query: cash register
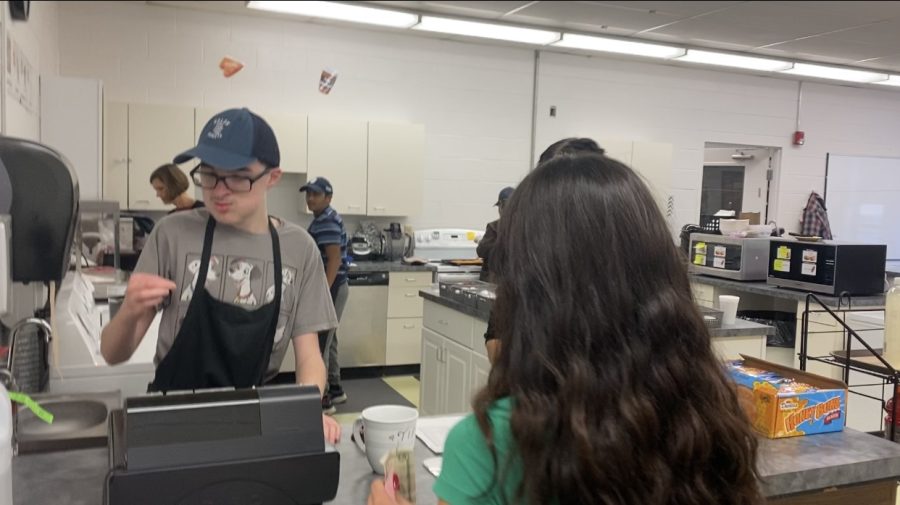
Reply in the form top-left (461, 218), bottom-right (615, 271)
top-left (104, 385), bottom-right (340, 505)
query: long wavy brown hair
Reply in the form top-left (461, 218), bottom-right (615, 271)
top-left (474, 150), bottom-right (762, 505)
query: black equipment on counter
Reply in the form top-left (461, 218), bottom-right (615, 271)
top-left (766, 239), bottom-right (887, 296)
top-left (104, 385), bottom-right (340, 505)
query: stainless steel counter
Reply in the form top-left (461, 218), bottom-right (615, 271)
top-left (690, 274), bottom-right (886, 308)
top-left (13, 424), bottom-right (900, 503)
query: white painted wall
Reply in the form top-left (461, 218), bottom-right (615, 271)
top-left (1, 0), bottom-right (59, 140)
top-left (53, 2), bottom-right (900, 235)
top-left (56, 1), bottom-right (533, 232)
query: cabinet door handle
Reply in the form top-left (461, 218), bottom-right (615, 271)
top-left (405, 277), bottom-right (416, 282)
top-left (134, 200), bottom-right (149, 205)
top-left (403, 324), bottom-right (415, 329)
top-left (347, 205), bottom-right (361, 209)
top-left (373, 206), bottom-right (386, 211)
top-left (404, 293), bottom-right (417, 298)
top-left (437, 319), bottom-right (448, 325)
top-left (113, 157), bottom-right (127, 163)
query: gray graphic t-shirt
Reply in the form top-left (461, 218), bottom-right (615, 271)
top-left (134, 209), bottom-right (338, 381)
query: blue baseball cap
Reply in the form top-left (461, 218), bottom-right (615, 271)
top-left (495, 186), bottom-right (514, 206)
top-left (173, 108), bottom-right (280, 170)
top-left (300, 176), bottom-right (333, 195)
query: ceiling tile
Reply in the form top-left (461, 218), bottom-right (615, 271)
top-left (582, 1), bottom-right (744, 19)
top-left (508, 1), bottom-right (682, 33)
top-left (761, 38), bottom-right (891, 63)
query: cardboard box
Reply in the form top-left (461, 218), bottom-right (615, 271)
top-left (740, 212), bottom-right (761, 225)
top-left (727, 355), bottom-right (847, 438)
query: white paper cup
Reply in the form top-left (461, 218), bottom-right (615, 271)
top-left (719, 295), bottom-right (740, 325)
top-left (352, 405), bottom-right (418, 474)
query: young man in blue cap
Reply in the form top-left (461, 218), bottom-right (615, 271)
top-left (100, 108), bottom-right (342, 443)
top-left (300, 177), bottom-right (350, 415)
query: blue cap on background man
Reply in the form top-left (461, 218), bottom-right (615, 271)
top-left (174, 108), bottom-right (280, 170)
top-left (300, 177), bottom-right (334, 195)
top-left (494, 186), bottom-right (514, 206)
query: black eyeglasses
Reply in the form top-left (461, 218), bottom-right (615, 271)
top-left (190, 164), bottom-right (272, 193)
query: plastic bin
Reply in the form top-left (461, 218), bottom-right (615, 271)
top-left (737, 310), bottom-right (796, 348)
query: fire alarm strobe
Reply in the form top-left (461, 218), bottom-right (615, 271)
top-left (793, 131), bottom-right (805, 146)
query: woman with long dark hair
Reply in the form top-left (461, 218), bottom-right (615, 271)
top-left (370, 147), bottom-right (761, 505)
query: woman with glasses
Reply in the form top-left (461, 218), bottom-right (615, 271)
top-left (100, 108), bottom-right (343, 444)
top-left (149, 163), bottom-right (204, 214)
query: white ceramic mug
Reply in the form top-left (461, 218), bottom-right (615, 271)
top-left (352, 405), bottom-right (418, 474)
top-left (719, 295), bottom-right (740, 325)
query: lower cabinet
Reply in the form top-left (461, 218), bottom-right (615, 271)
top-left (420, 300), bottom-right (491, 416)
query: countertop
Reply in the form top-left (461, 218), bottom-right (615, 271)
top-left (13, 424), bottom-right (900, 502)
top-left (420, 287), bottom-right (775, 338)
top-left (690, 274), bottom-right (886, 308)
top-left (348, 261), bottom-right (433, 273)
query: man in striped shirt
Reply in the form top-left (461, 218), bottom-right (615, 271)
top-left (301, 177), bottom-right (350, 414)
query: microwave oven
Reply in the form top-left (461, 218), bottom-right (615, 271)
top-left (766, 239), bottom-right (886, 296)
top-left (688, 233), bottom-right (770, 281)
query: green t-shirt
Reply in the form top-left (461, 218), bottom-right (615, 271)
top-left (433, 397), bottom-right (522, 505)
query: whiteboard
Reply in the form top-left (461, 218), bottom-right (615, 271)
top-left (826, 154), bottom-right (900, 259)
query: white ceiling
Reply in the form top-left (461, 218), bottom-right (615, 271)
top-left (148, 1), bottom-right (900, 73)
top-left (366, 1), bottom-right (900, 71)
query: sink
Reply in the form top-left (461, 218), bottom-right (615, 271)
top-left (18, 399), bottom-right (108, 437)
top-left (14, 391), bottom-right (121, 454)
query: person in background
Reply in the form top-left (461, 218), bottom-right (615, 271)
top-left (476, 186), bottom-right (513, 364)
top-left (300, 177), bottom-right (351, 415)
top-left (479, 138), bottom-right (607, 364)
top-left (368, 147), bottom-right (761, 505)
top-left (102, 108), bottom-right (342, 444)
top-left (150, 164), bottom-right (205, 214)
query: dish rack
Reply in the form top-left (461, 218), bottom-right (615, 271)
top-left (797, 293), bottom-right (900, 441)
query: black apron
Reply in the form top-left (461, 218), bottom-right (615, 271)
top-left (150, 217), bottom-right (282, 392)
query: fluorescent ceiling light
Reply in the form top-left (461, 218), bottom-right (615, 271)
top-left (676, 49), bottom-right (793, 72)
top-left (246, 1), bottom-right (419, 28)
top-left (413, 16), bottom-right (560, 45)
top-left (780, 63), bottom-right (887, 83)
top-left (873, 76), bottom-right (900, 87)
top-left (552, 33), bottom-right (685, 59)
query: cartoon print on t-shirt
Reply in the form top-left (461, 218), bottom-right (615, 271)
top-left (273, 313), bottom-right (289, 346)
top-left (223, 257), bottom-right (266, 307)
top-left (181, 256), bottom-right (221, 302)
top-left (264, 266), bottom-right (297, 304)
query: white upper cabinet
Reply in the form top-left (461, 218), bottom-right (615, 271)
top-left (367, 122), bottom-right (425, 217)
top-left (195, 107), bottom-right (307, 174)
top-left (127, 104), bottom-right (195, 211)
top-left (307, 117), bottom-right (368, 215)
top-left (103, 102), bottom-right (129, 209)
top-left (631, 141), bottom-right (673, 214)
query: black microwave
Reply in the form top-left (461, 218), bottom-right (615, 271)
top-left (766, 239), bottom-right (886, 296)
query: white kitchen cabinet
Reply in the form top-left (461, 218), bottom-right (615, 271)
top-left (596, 138), bottom-right (633, 166)
top-left (367, 122), bottom-right (425, 217)
top-left (307, 117), bottom-right (368, 214)
top-left (127, 104), bottom-right (195, 210)
top-left (470, 351), bottom-right (491, 399)
top-left (444, 338), bottom-right (472, 414)
top-left (103, 102), bottom-right (129, 208)
top-left (196, 107), bottom-right (307, 174)
top-left (41, 77), bottom-right (104, 200)
top-left (420, 328), bottom-right (445, 416)
top-left (631, 141), bottom-right (673, 214)
top-left (386, 318), bottom-right (422, 366)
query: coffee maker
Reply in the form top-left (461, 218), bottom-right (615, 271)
top-left (382, 222), bottom-right (413, 262)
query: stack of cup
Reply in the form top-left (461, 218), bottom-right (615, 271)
top-left (718, 295), bottom-right (740, 325)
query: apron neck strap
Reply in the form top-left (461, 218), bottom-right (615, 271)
top-left (269, 218), bottom-right (282, 307)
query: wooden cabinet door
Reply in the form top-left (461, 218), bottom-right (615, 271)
top-left (307, 117), bottom-right (368, 215)
top-left (127, 104), bottom-right (194, 210)
top-left (367, 122), bottom-right (424, 217)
